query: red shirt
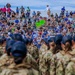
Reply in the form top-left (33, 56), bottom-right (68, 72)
top-left (7, 8), bottom-right (11, 12)
top-left (2, 7), bottom-right (6, 12)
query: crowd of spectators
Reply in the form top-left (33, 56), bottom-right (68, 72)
top-left (0, 4), bottom-right (75, 49)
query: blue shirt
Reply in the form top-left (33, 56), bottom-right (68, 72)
top-left (15, 19), bottom-right (19, 24)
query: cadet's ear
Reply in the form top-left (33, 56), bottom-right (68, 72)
top-left (61, 43), bottom-right (64, 46)
top-left (50, 42), bottom-right (55, 47)
top-left (61, 43), bottom-right (65, 50)
top-left (72, 40), bottom-right (74, 45)
top-left (4, 49), bottom-right (6, 53)
top-left (10, 53), bottom-right (12, 56)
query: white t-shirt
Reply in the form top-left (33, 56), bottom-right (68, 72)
top-left (46, 7), bottom-right (50, 11)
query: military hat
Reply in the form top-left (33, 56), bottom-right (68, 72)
top-left (13, 33), bottom-right (23, 41)
top-left (42, 38), bottom-right (49, 45)
top-left (11, 41), bottom-right (27, 57)
top-left (61, 35), bottom-right (72, 44)
top-left (55, 34), bottom-right (63, 45)
top-left (27, 38), bottom-right (33, 43)
top-left (6, 39), bottom-right (15, 55)
top-left (48, 36), bottom-right (55, 43)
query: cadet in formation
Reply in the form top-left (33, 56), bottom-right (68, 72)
top-left (55, 35), bottom-right (73, 75)
top-left (0, 41), bottom-right (40, 75)
top-left (65, 35), bottom-right (75, 75)
top-left (40, 36), bottom-right (56, 75)
top-left (0, 39), bottom-right (15, 67)
top-left (39, 39), bottom-right (49, 74)
top-left (26, 38), bottom-right (39, 61)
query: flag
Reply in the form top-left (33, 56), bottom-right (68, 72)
top-left (35, 19), bottom-right (45, 28)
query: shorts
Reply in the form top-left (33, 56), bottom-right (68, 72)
top-left (47, 10), bottom-right (50, 16)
